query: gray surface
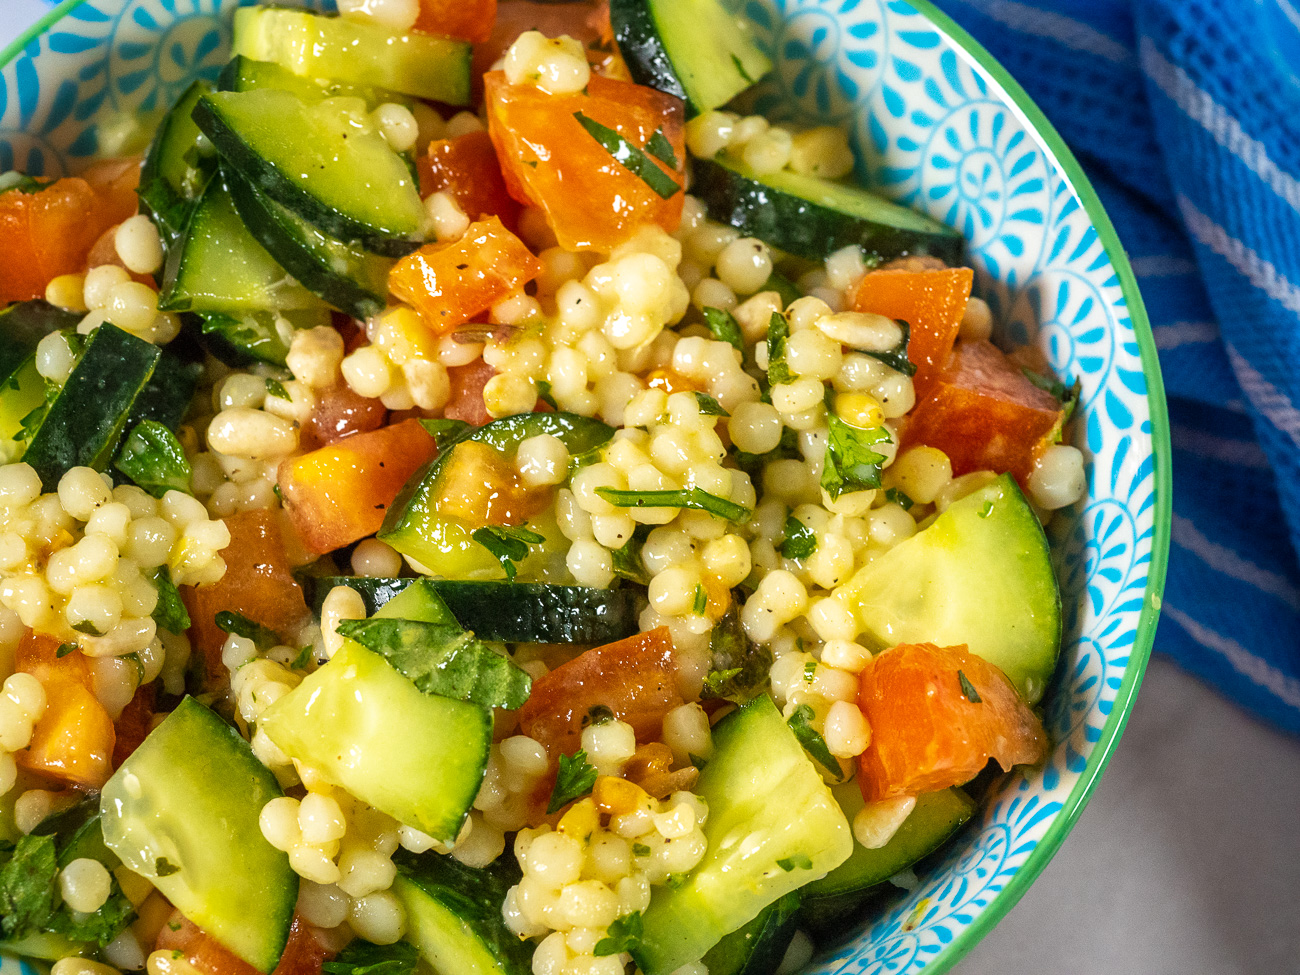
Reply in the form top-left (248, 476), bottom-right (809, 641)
top-left (956, 656), bottom-right (1300, 975)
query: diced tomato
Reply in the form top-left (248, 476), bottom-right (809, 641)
top-left (157, 913), bottom-right (331, 975)
top-left (389, 216), bottom-right (541, 334)
top-left (418, 131), bottom-right (521, 232)
top-left (851, 266), bottom-right (974, 396)
top-left (856, 642), bottom-right (1048, 802)
top-left (413, 0), bottom-right (495, 43)
top-left (15, 631), bottom-right (115, 789)
top-left (485, 72), bottom-right (686, 252)
top-left (434, 439), bottom-right (549, 527)
top-left (0, 178), bottom-right (116, 303)
top-left (279, 419), bottom-right (438, 555)
top-left (80, 156), bottom-right (143, 226)
top-left (181, 509), bottom-right (310, 689)
top-left (902, 340), bottom-right (1063, 485)
top-left (517, 628), bottom-right (683, 759)
top-left (302, 381), bottom-right (387, 450)
top-left (112, 680), bottom-right (157, 768)
top-left (443, 358), bottom-right (495, 426)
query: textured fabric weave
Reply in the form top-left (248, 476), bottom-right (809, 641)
top-left (934, 0), bottom-right (1300, 733)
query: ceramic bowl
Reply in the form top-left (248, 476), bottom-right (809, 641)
top-left (0, 1), bottom-right (1172, 972)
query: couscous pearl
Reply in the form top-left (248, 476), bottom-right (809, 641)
top-left (206, 408), bottom-right (298, 460)
top-left (287, 326), bottom-right (345, 389)
top-left (45, 273), bottom-right (88, 314)
top-left (524, 831), bottom-right (584, 887)
top-left (58, 466), bottom-right (112, 521)
top-left (105, 281), bottom-right (159, 333)
top-left (853, 795), bottom-right (917, 849)
top-left (426, 191), bottom-right (470, 242)
top-left (959, 296), bottom-right (994, 341)
top-left (52, 959), bottom-right (120, 975)
top-left (83, 265), bottom-right (130, 312)
top-left (348, 890), bottom-right (407, 944)
top-left (661, 703), bottom-right (713, 767)
top-left (1028, 445), bottom-right (1087, 510)
top-left (296, 881), bottom-right (349, 929)
top-left (373, 102), bottom-right (419, 153)
top-left (789, 126), bottom-right (855, 178)
top-left (824, 701), bottom-right (872, 757)
top-left (337, 847), bottom-right (397, 898)
top-left (351, 538), bottom-right (403, 578)
top-left (34, 332), bottom-right (76, 383)
top-left (336, 0), bottom-right (419, 31)
top-left (59, 857), bottom-right (113, 914)
top-left (821, 639), bottom-right (872, 672)
top-left (114, 214), bottom-right (165, 275)
top-left (298, 792), bottom-right (347, 845)
top-left (714, 238), bottom-right (773, 295)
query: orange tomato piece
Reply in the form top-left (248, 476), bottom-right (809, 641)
top-left (857, 642), bottom-right (1048, 802)
top-left (418, 131), bottom-right (521, 232)
top-left (157, 913), bottom-right (330, 975)
top-left (279, 419), bottom-right (438, 555)
top-left (413, 0), bottom-right (496, 43)
top-left (517, 628), bottom-right (683, 759)
top-left (112, 680), bottom-right (157, 768)
top-left (484, 72), bottom-right (686, 252)
top-left (0, 178), bottom-right (117, 303)
top-left (80, 156), bottom-right (143, 227)
top-left (389, 216), bottom-right (541, 334)
top-left (851, 266), bottom-right (973, 396)
top-left (181, 510), bottom-right (310, 689)
top-left (443, 358), bottom-right (496, 426)
top-left (15, 631), bottom-right (115, 789)
top-left (902, 339), bottom-right (1063, 485)
top-left (303, 381), bottom-right (387, 450)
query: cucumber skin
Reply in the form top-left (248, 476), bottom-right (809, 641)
top-left (0, 301), bottom-right (79, 382)
top-left (138, 80), bottom-right (216, 246)
top-left (192, 93), bottom-right (423, 258)
top-left (224, 165), bottom-right (391, 319)
top-left (610, 0), bottom-right (689, 107)
top-left (692, 157), bottom-right (965, 263)
top-left (24, 324), bottom-right (161, 492)
top-left (701, 891), bottom-right (801, 975)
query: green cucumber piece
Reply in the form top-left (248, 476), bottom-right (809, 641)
top-left (393, 851), bottom-right (532, 975)
top-left (231, 6), bottom-right (471, 106)
top-left (610, 0), bottom-right (771, 116)
top-left (139, 80), bottom-right (218, 245)
top-left (636, 695), bottom-right (853, 975)
top-left (197, 307), bottom-right (330, 368)
top-left (159, 175), bottom-right (326, 315)
top-left (0, 301), bottom-right (78, 464)
top-left (700, 891), bottom-right (800, 975)
top-left (24, 324), bottom-right (161, 491)
top-left (194, 88), bottom-right (425, 256)
top-left (260, 582), bottom-right (491, 843)
top-left (224, 165), bottom-right (393, 320)
top-left (303, 577), bottom-right (642, 645)
top-left (218, 55), bottom-right (400, 109)
top-left (692, 155), bottom-right (964, 263)
top-left (840, 473), bottom-right (1061, 703)
top-left (127, 346), bottom-right (203, 431)
top-left (380, 413), bottom-right (615, 582)
top-left (99, 697), bottom-right (297, 973)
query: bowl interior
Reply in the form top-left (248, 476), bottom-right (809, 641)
top-left (0, 1), bottom-right (1170, 972)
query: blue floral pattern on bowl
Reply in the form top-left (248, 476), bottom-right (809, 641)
top-left (0, 2), bottom-right (1168, 973)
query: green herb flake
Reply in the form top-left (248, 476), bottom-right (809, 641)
top-left (154, 858), bottom-right (180, 877)
top-left (595, 486), bottom-right (750, 522)
top-left (821, 415), bottom-right (890, 501)
top-left (322, 939), bottom-right (420, 975)
top-left (55, 643), bottom-right (77, 658)
top-left (699, 607), bottom-right (771, 703)
top-left (979, 500), bottom-right (994, 519)
top-left (687, 753), bottom-right (709, 771)
top-left (418, 417), bottom-right (473, 451)
top-left (885, 487), bottom-right (914, 510)
top-left (803, 660), bottom-right (817, 683)
top-left (787, 704), bottom-right (843, 778)
top-left (862, 319), bottom-right (916, 376)
top-left (665, 873), bottom-right (688, 889)
top-left (766, 312), bottom-right (796, 386)
top-left (611, 527), bottom-right (651, 585)
top-left (0, 834), bottom-right (57, 940)
top-left (291, 645), bottom-right (314, 670)
top-left (701, 306), bottom-right (744, 351)
top-left (574, 111), bottom-right (681, 200)
top-left (472, 525), bottom-right (545, 582)
top-left (151, 566), bottom-right (191, 634)
top-left (71, 620), bottom-right (103, 636)
top-left (265, 378), bottom-right (291, 401)
top-left (594, 910), bottom-right (644, 958)
top-left (694, 392), bottom-right (730, 417)
top-left (632, 843), bottom-right (651, 857)
top-left (337, 617), bottom-right (532, 711)
top-left (584, 704), bottom-right (615, 727)
top-left (777, 853), bottom-right (813, 872)
top-left (730, 52), bottom-right (757, 84)
top-left (548, 749), bottom-right (598, 814)
top-left (214, 611), bottom-right (279, 651)
top-left (779, 514), bottom-right (817, 560)
top-left (536, 379), bottom-right (559, 410)
top-left (692, 584), bottom-right (708, 616)
top-left (645, 128), bottom-right (679, 169)
top-left (113, 420), bottom-right (192, 498)
top-left (958, 670), bottom-right (982, 704)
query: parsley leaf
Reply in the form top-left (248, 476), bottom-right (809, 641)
top-left (766, 312), bottom-right (796, 386)
top-left (472, 525), bottom-right (545, 582)
top-left (154, 858), bottom-right (181, 877)
top-left (958, 670), bottom-right (982, 704)
top-left (0, 834), bottom-right (57, 940)
top-left (583, 704), bottom-right (615, 728)
top-left (821, 415), bottom-right (890, 500)
top-left (337, 618), bottom-right (532, 710)
top-left (55, 643), bottom-right (77, 658)
top-left (885, 487), bottom-right (914, 510)
top-left (265, 378), bottom-right (291, 401)
top-left (701, 306), bottom-right (744, 352)
top-left (418, 417), bottom-right (473, 452)
top-left (536, 379), bottom-right (558, 410)
top-left (777, 853), bottom-right (813, 872)
top-left (150, 566), bottom-right (191, 634)
top-left (114, 420), bottom-right (192, 498)
top-left (595, 487), bottom-right (750, 522)
top-left (645, 128), bottom-right (678, 169)
top-left (574, 112), bottom-right (681, 200)
top-left (692, 584), bottom-right (707, 616)
top-left (610, 526), bottom-right (651, 585)
top-left (787, 704), bottom-right (843, 778)
top-left (779, 514), bottom-right (817, 560)
top-left (214, 610), bottom-right (279, 651)
top-left (862, 319), bottom-right (916, 376)
top-left (594, 911), bottom-right (644, 958)
top-left (548, 749), bottom-right (598, 814)
top-left (694, 392), bottom-right (729, 417)
top-left (699, 606), bottom-right (771, 702)
top-left (322, 940), bottom-right (420, 975)
top-left (292, 645), bottom-right (314, 670)
top-left (762, 270), bottom-right (803, 306)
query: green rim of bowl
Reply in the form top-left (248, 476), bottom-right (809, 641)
top-left (0, 1), bottom-right (1173, 972)
top-left (902, 2), bottom-right (1172, 972)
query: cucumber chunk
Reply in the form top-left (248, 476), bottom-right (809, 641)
top-left (692, 156), bottom-right (964, 263)
top-left (260, 581), bottom-right (491, 843)
top-left (232, 6), bottom-right (471, 106)
top-left (138, 80), bottom-right (218, 245)
top-left (194, 88), bottom-right (425, 255)
top-left (393, 851), bottom-right (533, 975)
top-left (99, 697), bottom-right (297, 973)
top-left (380, 413), bottom-right (615, 581)
top-left (224, 165), bottom-right (393, 320)
top-left (0, 301), bottom-right (78, 464)
top-left (700, 891), bottom-right (800, 975)
top-left (636, 695), bottom-right (853, 975)
top-left (303, 577), bottom-right (642, 645)
top-left (840, 473), bottom-right (1061, 703)
top-left (159, 175), bottom-right (326, 316)
top-left (611, 0), bottom-right (772, 115)
top-left (218, 55), bottom-right (406, 112)
top-left (24, 324), bottom-right (161, 491)
top-left (197, 308), bottom-right (330, 368)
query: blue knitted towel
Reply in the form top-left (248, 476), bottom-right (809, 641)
top-left (932, 0), bottom-right (1300, 733)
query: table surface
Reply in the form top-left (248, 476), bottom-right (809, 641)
top-left (5, 8), bottom-right (1300, 973)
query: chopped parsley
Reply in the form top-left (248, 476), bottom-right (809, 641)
top-left (150, 566), bottom-right (191, 634)
top-left (766, 312), bottom-right (796, 386)
top-left (821, 415), bottom-right (890, 500)
top-left (472, 525), bottom-right (545, 582)
top-left (214, 610), bottom-right (280, 650)
top-left (594, 910), bottom-right (644, 958)
top-left (701, 306), bottom-right (744, 351)
top-left (264, 378), bottom-right (291, 401)
top-left (787, 704), bottom-right (843, 778)
top-left (113, 420), bottom-right (192, 498)
top-left (885, 487), bottom-right (914, 510)
top-left (694, 392), bottom-right (729, 417)
top-left (595, 486), bottom-right (750, 522)
top-left (777, 853), bottom-right (813, 872)
top-left (779, 514), bottom-right (817, 560)
top-left (958, 670), bottom-right (982, 704)
top-left (547, 749), bottom-right (598, 814)
top-left (573, 112), bottom-right (681, 200)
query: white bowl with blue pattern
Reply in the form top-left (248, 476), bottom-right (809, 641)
top-left (0, 1), bottom-right (1172, 972)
